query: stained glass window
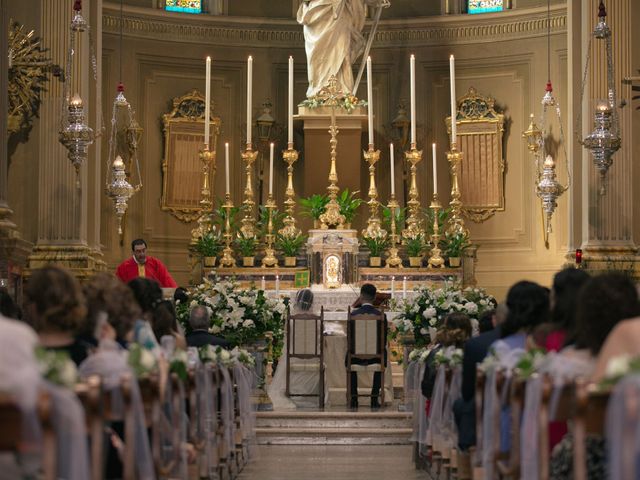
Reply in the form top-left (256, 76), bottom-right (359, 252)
top-left (165, 0), bottom-right (202, 14)
top-left (468, 0), bottom-right (504, 14)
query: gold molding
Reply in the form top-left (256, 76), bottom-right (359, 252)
top-left (161, 89), bottom-right (221, 223)
top-left (102, 4), bottom-right (566, 47)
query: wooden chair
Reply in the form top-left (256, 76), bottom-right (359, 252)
top-left (285, 306), bottom-right (325, 408)
top-left (346, 307), bottom-right (386, 407)
top-left (74, 376), bottom-right (103, 480)
top-left (0, 391), bottom-right (55, 480)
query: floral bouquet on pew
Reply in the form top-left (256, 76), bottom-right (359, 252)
top-left (176, 277), bottom-right (287, 348)
top-left (35, 347), bottom-right (78, 389)
top-left (390, 283), bottom-right (496, 347)
top-left (198, 345), bottom-right (256, 370)
top-left (434, 347), bottom-right (464, 367)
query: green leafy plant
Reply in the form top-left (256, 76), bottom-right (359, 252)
top-left (235, 232), bottom-right (259, 257)
top-left (381, 206), bottom-right (407, 231)
top-left (443, 232), bottom-right (470, 258)
top-left (257, 205), bottom-right (286, 236)
top-left (423, 206), bottom-right (451, 237)
top-left (337, 188), bottom-right (363, 224)
top-left (404, 233), bottom-right (426, 257)
top-left (275, 232), bottom-right (307, 257)
top-left (299, 194), bottom-right (330, 220)
top-left (212, 198), bottom-right (241, 231)
top-left (194, 230), bottom-right (222, 257)
top-left (362, 234), bottom-right (390, 257)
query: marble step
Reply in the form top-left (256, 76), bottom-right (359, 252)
top-left (255, 426), bottom-right (413, 445)
top-left (256, 411), bottom-right (412, 429)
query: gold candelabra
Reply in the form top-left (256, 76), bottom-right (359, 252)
top-left (219, 193), bottom-right (236, 268)
top-left (428, 193), bottom-right (445, 268)
top-left (402, 144), bottom-right (423, 238)
top-left (191, 146), bottom-right (215, 243)
top-left (446, 143), bottom-right (469, 237)
top-left (385, 195), bottom-right (403, 268)
top-left (278, 144), bottom-right (301, 238)
top-left (240, 144), bottom-right (259, 239)
top-left (319, 107), bottom-right (345, 228)
top-left (262, 194), bottom-right (278, 267)
top-left (362, 145), bottom-right (385, 239)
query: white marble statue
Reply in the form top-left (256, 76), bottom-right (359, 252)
top-left (297, 0), bottom-right (388, 98)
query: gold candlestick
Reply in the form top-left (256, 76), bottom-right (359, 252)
top-left (319, 106), bottom-right (345, 228)
top-left (385, 195), bottom-right (403, 268)
top-left (402, 144), bottom-right (423, 239)
top-left (240, 144), bottom-right (259, 239)
top-left (191, 146), bottom-right (215, 243)
top-left (428, 193), bottom-right (445, 268)
top-left (279, 144), bottom-right (301, 238)
top-left (446, 143), bottom-right (469, 237)
top-left (362, 145), bottom-right (385, 239)
top-left (262, 194), bottom-right (278, 267)
top-left (219, 193), bottom-right (236, 268)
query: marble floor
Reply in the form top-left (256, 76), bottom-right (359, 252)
top-left (237, 445), bottom-right (430, 480)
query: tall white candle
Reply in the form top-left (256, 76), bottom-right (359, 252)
top-left (402, 276), bottom-right (407, 299)
top-left (275, 275), bottom-right (280, 296)
top-left (449, 55), bottom-right (457, 145)
top-left (391, 276), bottom-right (396, 298)
top-left (390, 143), bottom-right (395, 196)
top-left (204, 56), bottom-right (211, 147)
top-left (261, 276), bottom-right (266, 291)
top-left (432, 143), bottom-right (437, 195)
top-left (367, 56), bottom-right (374, 146)
top-left (246, 56), bottom-right (253, 147)
top-left (410, 54), bottom-right (416, 146)
top-left (269, 142), bottom-right (274, 195)
top-left (288, 56), bottom-right (294, 146)
top-left (225, 142), bottom-right (230, 195)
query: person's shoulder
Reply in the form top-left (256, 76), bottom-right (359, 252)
top-left (607, 317), bottom-right (640, 343)
top-left (117, 256), bottom-right (135, 267)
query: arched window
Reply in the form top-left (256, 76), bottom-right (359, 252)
top-left (468, 0), bottom-right (503, 14)
top-left (165, 0), bottom-right (202, 14)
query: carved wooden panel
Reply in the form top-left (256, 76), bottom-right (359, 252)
top-left (447, 87), bottom-right (505, 222)
top-left (161, 90), bottom-right (221, 222)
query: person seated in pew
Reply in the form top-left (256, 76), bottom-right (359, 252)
top-left (549, 273), bottom-right (640, 480)
top-left (24, 266), bottom-right (90, 366)
top-left (79, 273), bottom-right (156, 480)
top-left (185, 305), bottom-right (230, 348)
top-left (453, 303), bottom-right (507, 451)
top-left (152, 300), bottom-right (187, 351)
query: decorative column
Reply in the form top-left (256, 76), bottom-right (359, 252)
top-left (26, 0), bottom-right (104, 279)
top-left (0, 0), bottom-right (32, 299)
top-left (574, 0), bottom-right (638, 275)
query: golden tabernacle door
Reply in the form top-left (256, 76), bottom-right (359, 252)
top-left (446, 87), bottom-right (505, 222)
top-left (161, 90), bottom-right (221, 222)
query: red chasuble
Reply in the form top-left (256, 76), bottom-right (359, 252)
top-left (115, 256), bottom-right (177, 288)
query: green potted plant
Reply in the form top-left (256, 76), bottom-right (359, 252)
top-left (337, 188), bottom-right (363, 228)
top-left (381, 205), bottom-right (407, 232)
top-left (299, 194), bottom-right (329, 228)
top-left (212, 198), bottom-right (241, 232)
top-left (443, 232), bottom-right (469, 267)
top-left (276, 232), bottom-right (307, 267)
top-left (235, 232), bottom-right (259, 267)
top-left (404, 233), bottom-right (426, 267)
top-left (362, 233), bottom-right (390, 267)
top-left (194, 230), bottom-right (222, 267)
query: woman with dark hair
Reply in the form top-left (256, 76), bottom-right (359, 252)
top-left (532, 267), bottom-right (590, 351)
top-left (24, 266), bottom-right (89, 366)
top-left (127, 277), bottom-right (163, 351)
top-left (496, 280), bottom-right (550, 348)
top-left (549, 273), bottom-right (640, 480)
top-left (152, 300), bottom-right (187, 350)
top-left (0, 287), bottom-right (21, 319)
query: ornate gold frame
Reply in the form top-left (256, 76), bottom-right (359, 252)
top-left (446, 87), bottom-right (505, 223)
top-left (161, 89), bottom-right (221, 222)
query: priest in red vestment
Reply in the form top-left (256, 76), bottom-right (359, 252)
top-left (116, 238), bottom-right (177, 288)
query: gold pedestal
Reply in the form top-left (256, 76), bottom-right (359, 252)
top-left (219, 193), bottom-right (236, 268)
top-left (428, 194), bottom-right (444, 268)
top-left (402, 144), bottom-right (423, 238)
top-left (319, 107), bottom-right (346, 228)
top-left (362, 145), bottom-right (385, 239)
top-left (240, 145), bottom-right (259, 239)
top-left (261, 195), bottom-right (278, 267)
top-left (385, 195), bottom-right (403, 268)
top-left (190, 146), bottom-right (215, 243)
top-left (446, 143), bottom-right (469, 237)
top-left (279, 145), bottom-right (301, 238)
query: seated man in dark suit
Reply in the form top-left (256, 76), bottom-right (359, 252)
top-left (348, 283), bottom-right (387, 410)
top-left (185, 305), bottom-right (230, 348)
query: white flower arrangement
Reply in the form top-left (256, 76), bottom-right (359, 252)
top-left (198, 345), bottom-right (256, 369)
top-left (434, 346), bottom-right (464, 367)
top-left (390, 282), bottom-right (496, 347)
top-left (127, 343), bottom-right (158, 378)
top-left (35, 347), bottom-right (78, 389)
top-left (599, 354), bottom-right (640, 389)
top-left (408, 347), bottom-right (431, 364)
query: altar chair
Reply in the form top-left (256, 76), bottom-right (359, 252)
top-left (0, 391), bottom-right (55, 480)
top-left (346, 307), bottom-right (386, 407)
top-left (285, 306), bottom-right (325, 408)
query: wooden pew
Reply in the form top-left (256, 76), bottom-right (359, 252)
top-left (75, 375), bottom-right (103, 480)
top-left (496, 374), bottom-right (526, 480)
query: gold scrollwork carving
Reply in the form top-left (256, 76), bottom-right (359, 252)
top-left (161, 90), bottom-right (221, 223)
top-left (446, 87), bottom-right (505, 223)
